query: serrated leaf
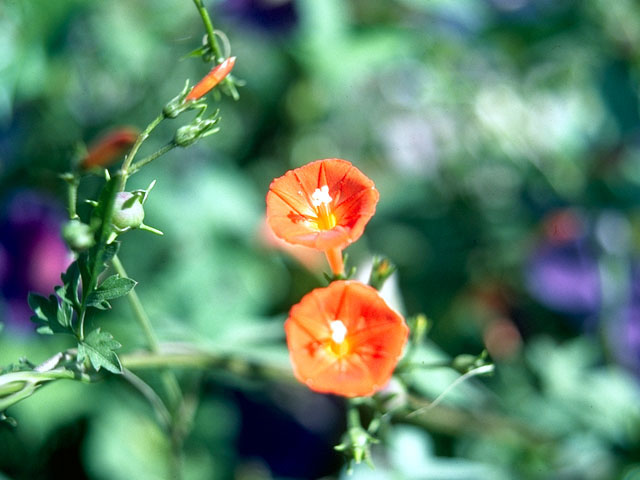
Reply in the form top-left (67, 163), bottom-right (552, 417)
top-left (77, 329), bottom-right (122, 374)
top-left (28, 293), bottom-right (70, 335)
top-left (86, 275), bottom-right (136, 308)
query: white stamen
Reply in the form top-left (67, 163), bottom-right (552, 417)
top-left (329, 320), bottom-right (347, 344)
top-left (311, 185), bottom-right (332, 207)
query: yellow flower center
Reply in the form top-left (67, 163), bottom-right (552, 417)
top-left (309, 185), bottom-right (337, 231)
top-left (328, 320), bottom-right (350, 357)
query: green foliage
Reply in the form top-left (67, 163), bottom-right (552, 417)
top-left (28, 293), bottom-right (74, 335)
top-left (77, 329), bottom-right (123, 374)
top-left (86, 275), bottom-right (136, 310)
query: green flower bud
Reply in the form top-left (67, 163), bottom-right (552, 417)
top-left (112, 192), bottom-right (145, 230)
top-left (174, 114), bottom-right (220, 147)
top-left (63, 219), bottom-right (95, 251)
top-left (162, 81), bottom-right (192, 119)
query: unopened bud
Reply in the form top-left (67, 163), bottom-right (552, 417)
top-left (369, 256), bottom-right (397, 290)
top-left (63, 219), bottom-right (95, 251)
top-left (163, 81), bottom-right (193, 119)
top-left (174, 114), bottom-right (220, 147)
top-left (80, 128), bottom-right (139, 170)
top-left (185, 57), bottom-right (236, 101)
top-left (112, 192), bottom-right (145, 230)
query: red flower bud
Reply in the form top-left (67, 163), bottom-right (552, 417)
top-left (185, 56), bottom-right (236, 102)
top-left (81, 127), bottom-right (139, 170)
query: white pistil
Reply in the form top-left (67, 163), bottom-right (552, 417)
top-left (311, 185), bottom-right (332, 207)
top-left (329, 320), bottom-right (347, 344)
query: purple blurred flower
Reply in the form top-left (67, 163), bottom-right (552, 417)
top-left (0, 191), bottom-right (71, 331)
top-left (223, 0), bottom-right (298, 32)
top-left (608, 262), bottom-right (640, 373)
top-left (525, 211), bottom-right (601, 318)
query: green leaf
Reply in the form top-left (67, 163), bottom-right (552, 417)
top-left (86, 275), bottom-right (136, 308)
top-left (58, 261), bottom-right (81, 308)
top-left (28, 293), bottom-right (71, 335)
top-left (77, 329), bottom-right (122, 374)
top-left (102, 241), bottom-right (120, 264)
top-left (78, 251), bottom-right (91, 296)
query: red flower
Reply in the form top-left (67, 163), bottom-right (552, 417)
top-left (81, 127), bottom-right (139, 170)
top-left (266, 159), bottom-right (379, 275)
top-left (185, 56), bottom-right (236, 102)
top-left (285, 280), bottom-right (408, 397)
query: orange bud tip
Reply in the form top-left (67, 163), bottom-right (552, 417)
top-left (185, 56), bottom-right (237, 101)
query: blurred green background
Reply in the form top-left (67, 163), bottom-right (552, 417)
top-left (2, 0), bottom-right (640, 478)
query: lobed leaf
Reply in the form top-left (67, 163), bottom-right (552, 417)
top-left (77, 329), bottom-right (122, 374)
top-left (86, 275), bottom-right (136, 309)
top-left (28, 293), bottom-right (72, 335)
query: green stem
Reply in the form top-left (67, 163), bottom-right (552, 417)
top-left (111, 254), bottom-right (161, 352)
top-left (121, 349), bottom-right (295, 383)
top-left (347, 400), bottom-right (361, 430)
top-left (119, 114), bottom-right (164, 191)
top-left (110, 254), bottom-right (183, 409)
top-left (128, 143), bottom-right (177, 176)
top-left (79, 172), bottom-right (123, 341)
top-left (122, 368), bottom-right (172, 430)
top-left (192, 0), bottom-right (222, 60)
top-left (192, 0), bottom-right (239, 100)
top-left (66, 175), bottom-right (80, 219)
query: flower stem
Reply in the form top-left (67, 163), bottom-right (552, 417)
top-left (347, 400), bottom-right (361, 430)
top-left (325, 247), bottom-right (344, 277)
top-left (119, 113), bottom-right (164, 191)
top-left (192, 0), bottom-right (239, 100)
top-left (193, 0), bottom-right (222, 60)
top-left (65, 174), bottom-right (80, 220)
top-left (128, 143), bottom-right (176, 176)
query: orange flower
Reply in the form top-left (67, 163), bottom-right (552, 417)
top-left (185, 56), bottom-right (236, 102)
top-left (266, 159), bottom-right (379, 275)
top-left (285, 280), bottom-right (408, 397)
top-left (80, 127), bottom-right (139, 170)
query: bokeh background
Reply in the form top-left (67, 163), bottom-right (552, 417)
top-left (2, 0), bottom-right (640, 478)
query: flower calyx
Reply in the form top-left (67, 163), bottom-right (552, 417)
top-left (451, 350), bottom-right (493, 375)
top-left (163, 81), bottom-right (205, 119)
top-left (369, 256), bottom-right (397, 290)
top-left (173, 110), bottom-right (221, 147)
top-left (334, 423), bottom-right (379, 472)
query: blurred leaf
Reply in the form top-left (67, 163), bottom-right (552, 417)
top-left (57, 260), bottom-right (81, 309)
top-left (28, 293), bottom-right (72, 335)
